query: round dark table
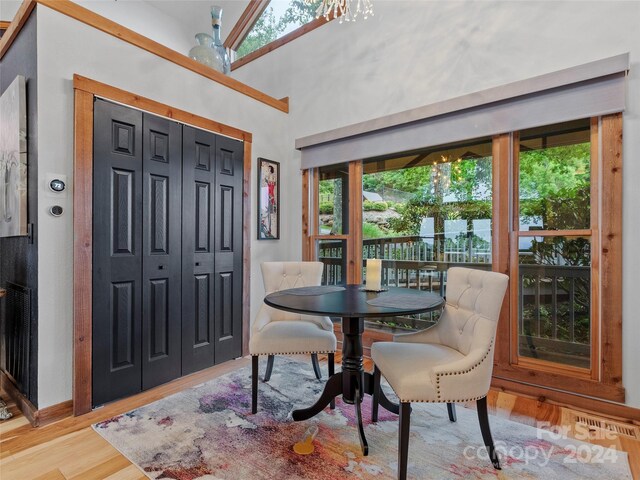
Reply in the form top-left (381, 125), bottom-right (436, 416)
top-left (264, 284), bottom-right (444, 456)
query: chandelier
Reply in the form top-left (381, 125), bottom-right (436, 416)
top-left (306, 0), bottom-right (374, 23)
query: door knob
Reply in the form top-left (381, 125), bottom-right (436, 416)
top-left (159, 265), bottom-right (166, 270)
top-left (195, 262), bottom-right (201, 266)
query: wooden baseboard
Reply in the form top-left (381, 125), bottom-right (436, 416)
top-left (36, 400), bottom-right (74, 427)
top-left (1, 370), bottom-right (73, 427)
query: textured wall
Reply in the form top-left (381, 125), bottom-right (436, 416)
top-left (35, 5), bottom-right (294, 408)
top-left (232, 0), bottom-right (640, 408)
top-left (0, 11), bottom-right (38, 406)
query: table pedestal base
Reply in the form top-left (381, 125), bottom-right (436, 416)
top-left (291, 317), bottom-right (399, 456)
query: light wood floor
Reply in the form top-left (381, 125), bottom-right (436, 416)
top-left (1, 355), bottom-right (638, 479)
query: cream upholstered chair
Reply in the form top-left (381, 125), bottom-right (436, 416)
top-left (371, 267), bottom-right (508, 479)
top-left (250, 261), bottom-right (337, 414)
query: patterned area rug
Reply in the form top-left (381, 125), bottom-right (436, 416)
top-left (93, 358), bottom-right (632, 479)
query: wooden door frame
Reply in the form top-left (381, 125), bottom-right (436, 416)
top-left (73, 74), bottom-right (253, 415)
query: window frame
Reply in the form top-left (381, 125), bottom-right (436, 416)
top-left (301, 114), bottom-right (625, 404)
top-left (226, 0), bottom-right (337, 72)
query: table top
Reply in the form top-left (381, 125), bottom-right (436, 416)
top-left (264, 284), bottom-right (444, 318)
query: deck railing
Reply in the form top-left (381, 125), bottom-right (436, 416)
top-left (518, 263), bottom-right (590, 367)
top-left (317, 236), bottom-right (590, 366)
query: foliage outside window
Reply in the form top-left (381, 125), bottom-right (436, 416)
top-left (236, 0), bottom-right (322, 59)
top-left (357, 141), bottom-right (493, 331)
top-left (516, 119), bottom-right (592, 370)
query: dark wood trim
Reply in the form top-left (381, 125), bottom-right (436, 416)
top-left (301, 169), bottom-right (310, 260)
top-left (492, 134), bottom-right (511, 367)
top-left (600, 113), bottom-right (623, 387)
top-left (36, 400), bottom-right (74, 427)
top-left (73, 88), bottom-right (94, 416)
top-left (516, 229), bottom-right (592, 237)
top-left (0, 0), bottom-right (35, 58)
top-left (73, 75), bottom-right (252, 143)
top-left (1, 369), bottom-right (37, 425)
top-left (491, 377), bottom-right (639, 426)
top-left (73, 76), bottom-right (254, 415)
top-left (231, 15), bottom-right (334, 71)
top-left (223, 0), bottom-right (269, 51)
top-left (589, 116), bottom-right (600, 381)
top-left (500, 116), bottom-right (625, 403)
top-left (242, 141), bottom-right (252, 357)
top-left (15, 0), bottom-right (287, 112)
top-left (493, 364), bottom-right (625, 403)
top-left (348, 161), bottom-right (363, 284)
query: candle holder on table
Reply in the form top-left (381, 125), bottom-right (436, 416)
top-left (362, 258), bottom-right (388, 292)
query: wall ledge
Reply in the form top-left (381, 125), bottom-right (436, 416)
top-left (0, 0), bottom-right (289, 113)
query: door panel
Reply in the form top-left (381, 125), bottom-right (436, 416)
top-left (93, 99), bottom-right (143, 406)
top-left (182, 126), bottom-right (217, 374)
top-left (93, 101), bottom-right (244, 402)
top-left (141, 114), bottom-right (182, 390)
top-left (214, 136), bottom-right (244, 363)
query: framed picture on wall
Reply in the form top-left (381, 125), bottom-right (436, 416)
top-left (257, 158), bottom-right (280, 240)
top-left (0, 75), bottom-right (28, 237)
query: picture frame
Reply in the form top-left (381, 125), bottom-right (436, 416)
top-left (257, 158), bottom-right (280, 240)
top-left (0, 75), bottom-right (28, 238)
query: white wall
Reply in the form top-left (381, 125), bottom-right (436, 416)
top-left (232, 0), bottom-right (640, 408)
top-left (0, 0), bottom-right (21, 21)
top-left (73, 0), bottom-right (195, 54)
top-left (1, 0), bottom-right (249, 56)
top-left (35, 5), bottom-right (296, 408)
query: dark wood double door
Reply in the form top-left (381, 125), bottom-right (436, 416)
top-left (92, 99), bottom-right (243, 406)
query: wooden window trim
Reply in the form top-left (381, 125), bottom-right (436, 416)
top-left (0, 0), bottom-right (288, 113)
top-left (302, 114), bottom-right (625, 407)
top-left (231, 14), bottom-right (335, 72)
top-left (495, 115), bottom-right (624, 403)
top-left (73, 75), bottom-right (253, 415)
top-left (224, 0), bottom-right (270, 51)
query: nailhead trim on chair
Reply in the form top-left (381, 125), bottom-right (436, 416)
top-left (427, 337), bottom-right (495, 403)
top-left (251, 351), bottom-right (336, 356)
top-left (400, 395), bottom-right (486, 403)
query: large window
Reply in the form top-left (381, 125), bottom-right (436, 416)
top-left (302, 114), bottom-right (624, 404)
top-left (360, 139), bottom-right (493, 330)
top-left (514, 119), bottom-right (594, 371)
top-left (313, 163), bottom-right (352, 286)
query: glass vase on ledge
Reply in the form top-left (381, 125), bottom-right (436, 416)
top-left (188, 33), bottom-right (224, 72)
top-left (210, 5), bottom-right (231, 74)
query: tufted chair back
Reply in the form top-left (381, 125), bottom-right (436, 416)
top-left (261, 262), bottom-right (324, 294)
top-left (435, 268), bottom-right (508, 356)
top-left (252, 262), bottom-right (332, 334)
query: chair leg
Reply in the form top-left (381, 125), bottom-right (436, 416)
top-left (263, 355), bottom-right (275, 382)
top-left (251, 355), bottom-right (259, 414)
top-left (476, 396), bottom-right (501, 470)
top-left (398, 402), bottom-right (411, 480)
top-left (328, 353), bottom-right (335, 410)
top-left (372, 365), bottom-right (381, 422)
top-left (447, 402), bottom-right (457, 422)
top-left (311, 353), bottom-right (322, 379)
